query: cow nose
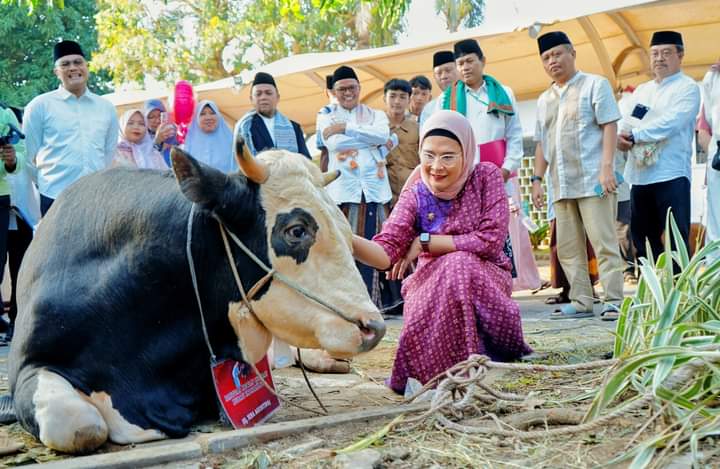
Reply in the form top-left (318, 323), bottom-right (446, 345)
top-left (359, 319), bottom-right (386, 352)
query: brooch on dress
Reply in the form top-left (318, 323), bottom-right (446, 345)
top-left (427, 212), bottom-right (435, 221)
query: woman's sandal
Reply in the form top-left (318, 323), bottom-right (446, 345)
top-left (550, 304), bottom-right (594, 320)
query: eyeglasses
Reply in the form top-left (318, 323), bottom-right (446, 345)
top-left (335, 85), bottom-right (359, 94)
top-left (421, 154), bottom-right (460, 166)
top-left (650, 49), bottom-right (677, 59)
top-left (57, 58), bottom-right (85, 69)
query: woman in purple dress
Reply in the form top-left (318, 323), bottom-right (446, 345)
top-left (352, 110), bottom-right (532, 393)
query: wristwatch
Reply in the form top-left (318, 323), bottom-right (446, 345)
top-left (419, 232), bottom-right (431, 253)
top-left (530, 175), bottom-right (543, 184)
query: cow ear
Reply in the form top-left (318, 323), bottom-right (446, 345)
top-left (228, 302), bottom-right (272, 365)
top-left (171, 146), bottom-right (227, 205)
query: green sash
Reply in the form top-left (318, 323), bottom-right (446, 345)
top-left (441, 75), bottom-right (515, 117)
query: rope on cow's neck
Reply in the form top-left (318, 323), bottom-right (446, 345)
top-left (207, 210), bottom-right (328, 415)
top-left (186, 203), bottom-right (217, 363)
top-left (214, 212), bottom-right (329, 416)
top-left (210, 213), bottom-right (361, 327)
top-left (186, 204), bottom-right (327, 417)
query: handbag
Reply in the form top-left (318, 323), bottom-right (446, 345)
top-left (712, 140), bottom-right (720, 171)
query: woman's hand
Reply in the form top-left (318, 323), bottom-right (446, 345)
top-left (154, 124), bottom-right (176, 145)
top-left (388, 236), bottom-right (421, 281)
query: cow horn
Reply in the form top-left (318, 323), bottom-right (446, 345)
top-left (322, 170), bottom-right (341, 187)
top-left (234, 134), bottom-right (269, 184)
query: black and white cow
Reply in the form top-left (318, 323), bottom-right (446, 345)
top-left (8, 144), bottom-right (385, 454)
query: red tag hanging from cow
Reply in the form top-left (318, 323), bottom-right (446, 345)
top-left (211, 356), bottom-right (280, 429)
top-left (173, 80), bottom-right (195, 144)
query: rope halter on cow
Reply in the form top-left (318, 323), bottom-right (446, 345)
top-left (186, 203), bottom-right (331, 416)
top-left (185, 138), bottom-right (352, 417)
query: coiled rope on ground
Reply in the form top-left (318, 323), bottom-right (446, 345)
top-left (398, 353), bottom-right (712, 439)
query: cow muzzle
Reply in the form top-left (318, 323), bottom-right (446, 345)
top-left (358, 319), bottom-right (386, 352)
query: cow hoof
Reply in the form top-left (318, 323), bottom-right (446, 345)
top-left (68, 425), bottom-right (109, 454)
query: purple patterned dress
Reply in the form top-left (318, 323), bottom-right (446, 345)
top-left (373, 163), bottom-right (532, 393)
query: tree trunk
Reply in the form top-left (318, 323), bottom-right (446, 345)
top-left (355, 2), bottom-right (372, 49)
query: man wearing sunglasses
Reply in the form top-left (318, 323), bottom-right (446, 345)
top-left (22, 40), bottom-right (119, 216)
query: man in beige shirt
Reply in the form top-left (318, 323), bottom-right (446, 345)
top-left (382, 79), bottom-right (419, 206)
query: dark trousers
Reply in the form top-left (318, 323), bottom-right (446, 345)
top-left (630, 177), bottom-right (690, 261)
top-left (616, 200), bottom-right (636, 275)
top-left (6, 215), bottom-right (33, 323)
top-left (40, 194), bottom-right (54, 217)
top-left (0, 196), bottom-right (8, 327)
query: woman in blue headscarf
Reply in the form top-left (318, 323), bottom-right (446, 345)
top-left (183, 100), bottom-right (237, 173)
top-left (142, 99), bottom-right (176, 165)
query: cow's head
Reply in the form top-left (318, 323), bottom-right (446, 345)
top-left (171, 144), bottom-right (385, 362)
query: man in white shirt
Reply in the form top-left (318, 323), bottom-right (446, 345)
top-left (531, 31), bottom-right (625, 320)
top-left (23, 40), bottom-right (119, 215)
top-left (419, 51), bottom-right (459, 127)
top-left (422, 39), bottom-right (524, 179)
top-left (422, 39), bottom-right (541, 290)
top-left (617, 31), bottom-right (701, 261)
top-left (316, 66), bottom-right (399, 312)
top-left (235, 72), bottom-right (310, 159)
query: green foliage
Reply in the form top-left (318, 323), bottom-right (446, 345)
top-left (0, 0), bottom-right (113, 108)
top-left (528, 221), bottom-right (550, 248)
top-left (587, 212), bottom-right (720, 468)
top-left (94, 0), bottom-right (411, 87)
top-left (0, 0), bottom-right (63, 14)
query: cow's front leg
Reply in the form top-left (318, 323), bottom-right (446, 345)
top-left (32, 369), bottom-right (109, 453)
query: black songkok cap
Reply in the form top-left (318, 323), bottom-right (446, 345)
top-left (325, 75), bottom-right (334, 90)
top-left (650, 30), bottom-right (683, 47)
top-left (53, 40), bottom-right (85, 62)
top-left (453, 39), bottom-right (483, 59)
top-left (252, 72), bottom-right (276, 88)
top-left (433, 50), bottom-right (455, 68)
top-left (537, 31), bottom-right (572, 55)
top-left (332, 66), bottom-right (358, 84)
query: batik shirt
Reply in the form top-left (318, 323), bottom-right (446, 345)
top-left (534, 71), bottom-right (620, 202)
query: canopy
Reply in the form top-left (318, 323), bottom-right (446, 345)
top-left (105, 0), bottom-right (720, 132)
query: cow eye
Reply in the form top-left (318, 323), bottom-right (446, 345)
top-left (285, 224), bottom-right (307, 242)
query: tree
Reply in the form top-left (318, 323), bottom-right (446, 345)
top-left (0, 0), bottom-right (64, 14)
top-left (435, 0), bottom-right (485, 33)
top-left (0, 0), bottom-right (113, 108)
top-left (93, 0), bottom-right (411, 87)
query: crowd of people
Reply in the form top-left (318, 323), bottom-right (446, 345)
top-left (0, 28), bottom-right (718, 394)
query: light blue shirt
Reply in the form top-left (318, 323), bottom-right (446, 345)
top-left (23, 86), bottom-right (119, 199)
top-left (316, 104), bottom-right (391, 204)
top-left (623, 71), bottom-right (700, 186)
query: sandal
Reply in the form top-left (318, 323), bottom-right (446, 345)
top-left (624, 272), bottom-right (638, 285)
top-left (600, 304), bottom-right (620, 321)
top-left (545, 293), bottom-right (570, 305)
top-left (550, 304), bottom-right (594, 320)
